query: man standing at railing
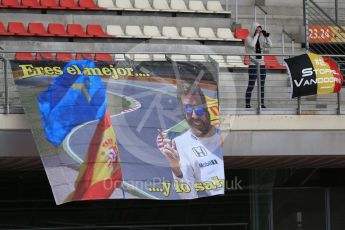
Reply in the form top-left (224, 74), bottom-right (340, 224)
top-left (245, 22), bottom-right (272, 108)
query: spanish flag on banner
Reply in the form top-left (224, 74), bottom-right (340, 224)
top-left (284, 53), bottom-right (343, 98)
top-left (66, 110), bottom-right (122, 201)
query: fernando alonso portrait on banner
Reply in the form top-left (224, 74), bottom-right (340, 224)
top-left (161, 80), bottom-right (225, 199)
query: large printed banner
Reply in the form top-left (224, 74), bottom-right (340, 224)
top-left (284, 53), bottom-right (343, 98)
top-left (10, 59), bottom-right (224, 204)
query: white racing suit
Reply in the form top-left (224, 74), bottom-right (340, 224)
top-left (172, 128), bottom-right (225, 199)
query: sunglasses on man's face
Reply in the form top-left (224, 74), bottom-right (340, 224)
top-left (183, 104), bottom-right (206, 117)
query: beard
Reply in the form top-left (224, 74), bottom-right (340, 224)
top-left (186, 116), bottom-right (211, 137)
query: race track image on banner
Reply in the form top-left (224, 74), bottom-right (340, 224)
top-left (10, 58), bottom-right (224, 204)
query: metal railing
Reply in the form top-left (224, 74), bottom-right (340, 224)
top-left (235, 0), bottom-right (238, 24)
top-left (254, 4), bottom-right (268, 29)
top-left (282, 27), bottom-right (296, 55)
top-left (313, 0), bottom-right (345, 24)
top-left (302, 0), bottom-right (345, 115)
top-left (1, 51), bottom-right (345, 116)
top-left (304, 0), bottom-right (345, 53)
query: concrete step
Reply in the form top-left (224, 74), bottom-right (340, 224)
top-left (219, 96), bottom-right (293, 104)
top-left (220, 94), bottom-right (341, 102)
top-left (1, 40), bottom-right (245, 54)
top-left (230, 4), bottom-right (304, 18)
top-left (219, 79), bottom-right (290, 86)
top-left (270, 47), bottom-right (305, 55)
top-left (219, 86), bottom-right (291, 92)
top-left (238, 16), bottom-right (303, 27)
top-left (0, 12), bottom-right (232, 29)
top-left (219, 100), bottom-right (339, 110)
top-left (219, 74), bottom-right (290, 83)
top-left (219, 89), bottom-right (292, 97)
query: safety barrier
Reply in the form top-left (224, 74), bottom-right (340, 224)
top-left (1, 51), bottom-right (344, 115)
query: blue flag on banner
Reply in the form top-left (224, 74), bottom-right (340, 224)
top-left (37, 60), bottom-right (107, 147)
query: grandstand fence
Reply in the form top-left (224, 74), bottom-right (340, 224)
top-left (1, 51), bottom-right (345, 115)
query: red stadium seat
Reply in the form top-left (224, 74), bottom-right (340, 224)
top-left (56, 53), bottom-right (73, 61)
top-left (36, 53), bottom-right (55, 60)
top-left (40, 0), bottom-right (65, 9)
top-left (40, 0), bottom-right (64, 9)
top-left (1, 0), bottom-right (26, 8)
top-left (234, 28), bottom-right (249, 40)
top-left (0, 21), bottom-right (13, 35)
top-left (8, 22), bottom-right (32, 36)
top-left (15, 53), bottom-right (34, 60)
top-left (94, 53), bottom-right (112, 61)
top-left (0, 0), bottom-right (7, 7)
top-left (28, 22), bottom-right (51, 36)
top-left (22, 0), bottom-right (45, 8)
top-left (47, 23), bottom-right (71, 37)
top-left (78, 0), bottom-right (102, 10)
top-left (86, 24), bottom-right (111, 37)
top-left (66, 24), bottom-right (90, 37)
top-left (59, 0), bottom-right (84, 9)
top-left (75, 53), bottom-right (93, 60)
top-left (264, 55), bottom-right (286, 69)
